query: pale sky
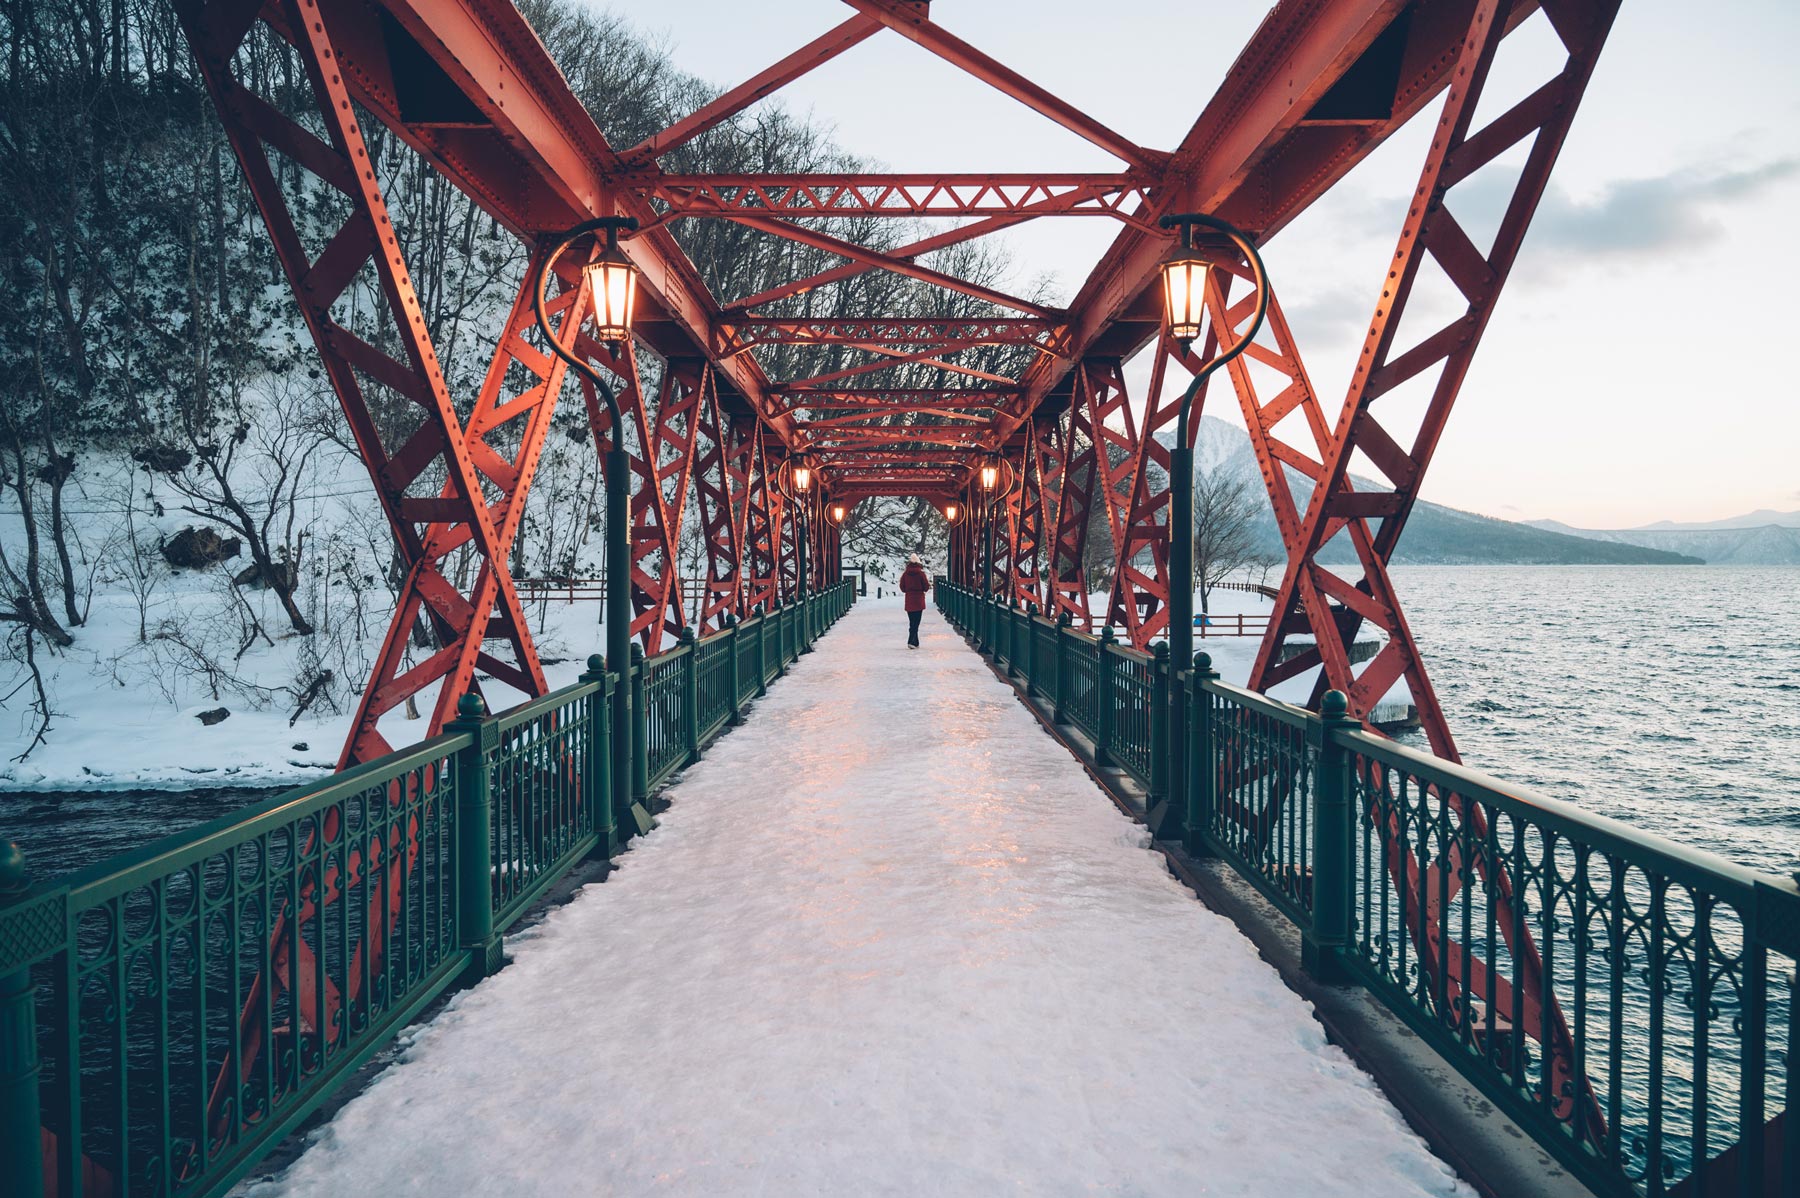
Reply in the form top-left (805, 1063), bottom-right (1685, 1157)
top-left (596, 0), bottom-right (1800, 528)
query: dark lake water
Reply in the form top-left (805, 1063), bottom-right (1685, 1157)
top-left (1386, 564), bottom-right (1800, 879)
top-left (0, 783), bottom-right (305, 882)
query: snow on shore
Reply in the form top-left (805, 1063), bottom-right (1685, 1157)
top-left (1, 587), bottom-right (605, 792)
top-left (242, 601), bottom-right (1468, 1198)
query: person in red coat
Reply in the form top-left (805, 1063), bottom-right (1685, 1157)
top-left (898, 554), bottom-right (932, 648)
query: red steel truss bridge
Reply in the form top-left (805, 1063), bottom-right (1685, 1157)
top-left (36, 1), bottom-right (1768, 1196)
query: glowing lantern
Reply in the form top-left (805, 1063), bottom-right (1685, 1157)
top-left (584, 226), bottom-right (638, 342)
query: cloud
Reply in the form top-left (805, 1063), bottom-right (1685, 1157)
top-left (1475, 159), bottom-right (1798, 258)
top-left (1277, 284), bottom-right (1374, 344)
top-left (1346, 157), bottom-right (1799, 265)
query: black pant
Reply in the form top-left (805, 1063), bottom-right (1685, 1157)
top-left (907, 609), bottom-right (922, 645)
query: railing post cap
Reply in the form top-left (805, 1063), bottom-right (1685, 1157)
top-left (584, 653), bottom-right (606, 675)
top-left (1027, 602), bottom-right (1038, 616)
top-left (0, 841), bottom-right (27, 897)
top-left (1193, 650), bottom-right (1213, 672)
top-left (1153, 641), bottom-right (1170, 661)
top-left (1057, 610), bottom-right (1072, 627)
top-left (1100, 626), bottom-right (1117, 643)
top-left (1322, 689), bottom-right (1350, 720)
top-left (456, 692), bottom-right (487, 720)
top-left (678, 626), bottom-right (696, 645)
top-left (629, 643), bottom-right (645, 662)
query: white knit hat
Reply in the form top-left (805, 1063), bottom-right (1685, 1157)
top-left (907, 553), bottom-right (922, 565)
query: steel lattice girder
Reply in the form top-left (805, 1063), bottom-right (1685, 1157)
top-left (1045, 396), bottom-right (1096, 629)
top-left (1028, 414), bottom-right (1068, 615)
top-left (726, 317), bottom-right (1064, 354)
top-left (1102, 333), bottom-right (1207, 646)
top-left (1073, 360), bottom-right (1140, 630)
top-left (637, 173), bottom-right (1154, 227)
top-left (692, 389), bottom-right (754, 630)
top-left (743, 427), bottom-right (782, 612)
top-left (1010, 433), bottom-right (1048, 609)
top-left (570, 337), bottom-right (704, 649)
top-left (178, 0), bottom-right (569, 769)
top-left (989, 0), bottom-right (1556, 456)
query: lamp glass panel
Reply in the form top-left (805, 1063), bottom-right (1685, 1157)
top-left (585, 256), bottom-right (637, 339)
top-left (1161, 255), bottom-right (1208, 342)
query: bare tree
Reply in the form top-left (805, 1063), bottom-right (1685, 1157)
top-left (156, 378), bottom-right (325, 635)
top-left (1193, 464), bottom-right (1261, 616)
top-left (841, 497), bottom-right (941, 576)
top-left (2, 623), bottom-right (58, 761)
top-left (110, 474), bottom-right (166, 643)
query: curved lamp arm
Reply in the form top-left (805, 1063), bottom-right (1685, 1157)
top-left (1160, 212), bottom-right (1270, 448)
top-left (532, 216), bottom-right (638, 428)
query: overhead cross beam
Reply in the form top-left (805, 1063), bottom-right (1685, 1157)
top-left (727, 316), bottom-right (1063, 353)
top-left (637, 172), bottom-right (1154, 228)
top-left (719, 211), bottom-right (1059, 317)
top-left (624, 16), bottom-right (883, 163)
top-left (725, 213), bottom-right (1031, 311)
top-left (839, 0), bottom-right (1166, 172)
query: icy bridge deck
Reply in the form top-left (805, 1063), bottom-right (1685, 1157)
top-left (253, 600), bottom-right (1469, 1197)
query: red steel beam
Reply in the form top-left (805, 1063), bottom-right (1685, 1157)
top-left (840, 0), bottom-right (1165, 172)
top-left (988, 0), bottom-right (1492, 460)
top-left (325, 0), bottom-right (798, 443)
top-left (624, 16), bottom-right (882, 162)
top-left (720, 211), bottom-right (1057, 317)
top-left (727, 316), bottom-right (1062, 352)
top-left (779, 342), bottom-right (1023, 390)
top-left (725, 213), bottom-right (1030, 311)
top-left (774, 386), bottom-right (1013, 398)
top-left (637, 172), bottom-right (1152, 224)
top-left (797, 408), bottom-right (989, 426)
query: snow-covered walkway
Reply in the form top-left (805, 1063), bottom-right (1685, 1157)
top-left (250, 599), bottom-right (1468, 1197)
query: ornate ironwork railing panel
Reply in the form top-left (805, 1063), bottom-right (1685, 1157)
top-left (642, 650), bottom-right (690, 789)
top-left (1105, 646), bottom-right (1155, 788)
top-left (1032, 616), bottom-right (1059, 697)
top-left (696, 632), bottom-right (735, 742)
top-left (1063, 635), bottom-right (1102, 746)
top-left (489, 685), bottom-right (601, 930)
top-left (30, 738), bottom-right (465, 1198)
top-left (1200, 683), bottom-right (1318, 927)
top-left (1340, 730), bottom-right (1797, 1196)
top-left (762, 614), bottom-right (781, 685)
top-left (735, 617), bottom-right (761, 705)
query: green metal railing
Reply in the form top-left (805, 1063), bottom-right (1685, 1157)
top-left (0, 580), bottom-right (855, 1198)
top-left (936, 578), bottom-right (1796, 1197)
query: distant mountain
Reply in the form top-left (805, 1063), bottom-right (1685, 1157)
top-left (1523, 515), bottom-right (1800, 565)
top-left (1173, 418), bottom-right (1704, 566)
top-left (1631, 509), bottom-right (1800, 532)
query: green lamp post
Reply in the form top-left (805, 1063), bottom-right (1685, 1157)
top-left (532, 215), bottom-right (640, 827)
